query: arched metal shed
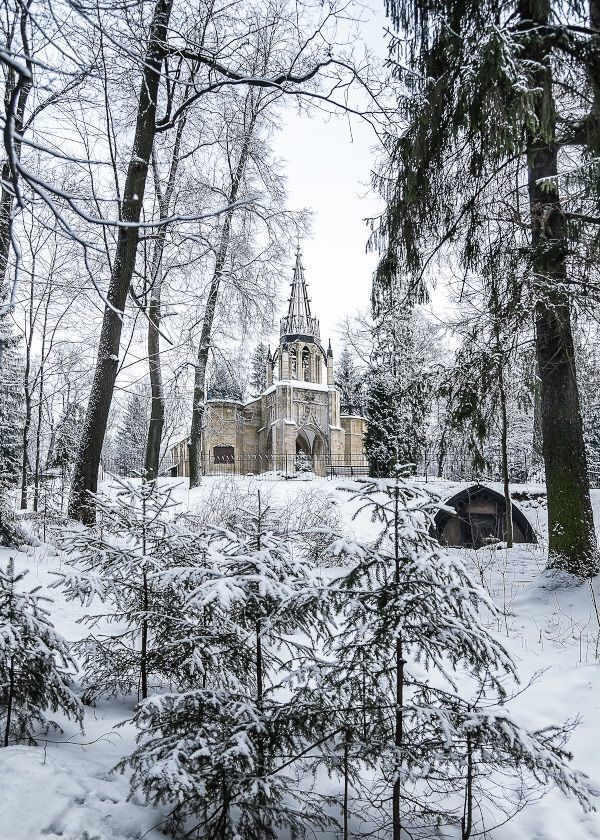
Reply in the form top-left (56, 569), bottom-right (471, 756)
top-left (434, 484), bottom-right (537, 548)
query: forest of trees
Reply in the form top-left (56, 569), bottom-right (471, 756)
top-left (0, 0), bottom-right (599, 574)
top-left (1, 0), bottom-right (600, 835)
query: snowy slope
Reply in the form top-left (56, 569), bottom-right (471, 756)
top-left (0, 476), bottom-right (599, 840)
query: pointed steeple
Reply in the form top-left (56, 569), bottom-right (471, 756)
top-left (280, 246), bottom-right (320, 339)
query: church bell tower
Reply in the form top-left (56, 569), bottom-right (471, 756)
top-left (277, 247), bottom-right (326, 384)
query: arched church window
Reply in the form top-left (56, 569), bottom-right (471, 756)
top-left (302, 347), bottom-right (310, 381)
top-left (289, 347), bottom-right (297, 378)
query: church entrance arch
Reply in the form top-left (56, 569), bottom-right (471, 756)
top-left (295, 428), bottom-right (327, 475)
top-left (295, 430), bottom-right (311, 457)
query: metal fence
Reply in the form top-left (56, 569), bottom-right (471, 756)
top-left (420, 455), bottom-right (600, 488)
top-left (417, 459), bottom-right (536, 485)
top-left (100, 454), bottom-right (370, 481)
top-left (99, 454), bottom-right (600, 488)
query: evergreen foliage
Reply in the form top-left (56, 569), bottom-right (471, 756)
top-left (0, 558), bottom-right (82, 746)
top-left (46, 401), bottom-right (85, 476)
top-left (208, 357), bottom-right (243, 401)
top-left (0, 317), bottom-right (25, 546)
top-left (374, 0), bottom-right (600, 574)
top-left (0, 323), bottom-right (24, 490)
top-left (294, 451), bottom-right (313, 473)
top-left (54, 478), bottom-right (200, 702)
top-left (576, 325), bottom-right (600, 479)
top-left (300, 476), bottom-right (595, 837)
top-left (115, 386), bottom-right (150, 476)
top-left (335, 346), bottom-right (364, 415)
top-left (249, 341), bottom-right (268, 396)
top-left (364, 304), bottom-right (428, 476)
top-left (114, 479), bottom-right (595, 837)
top-left (122, 492), bottom-right (335, 838)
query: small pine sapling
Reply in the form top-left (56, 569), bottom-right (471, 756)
top-left (320, 474), bottom-right (594, 837)
top-left (123, 492), bottom-right (336, 838)
top-left (0, 558), bottom-right (82, 746)
top-left (54, 477), bottom-right (200, 702)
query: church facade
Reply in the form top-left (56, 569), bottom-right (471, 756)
top-left (170, 250), bottom-right (367, 476)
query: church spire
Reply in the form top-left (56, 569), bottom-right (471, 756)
top-left (280, 246), bottom-right (320, 339)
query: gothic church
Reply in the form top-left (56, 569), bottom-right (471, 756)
top-left (170, 249), bottom-right (367, 475)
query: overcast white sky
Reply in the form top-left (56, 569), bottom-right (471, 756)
top-left (271, 1), bottom-right (388, 349)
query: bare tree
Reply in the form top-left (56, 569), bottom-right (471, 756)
top-left (1, 0), bottom-right (383, 522)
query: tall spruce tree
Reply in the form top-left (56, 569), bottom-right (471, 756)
top-left (0, 326), bottom-right (23, 491)
top-left (207, 357), bottom-right (243, 401)
top-left (364, 300), bottom-right (428, 476)
top-left (335, 346), bottom-right (364, 415)
top-left (0, 317), bottom-right (24, 545)
top-left (375, 0), bottom-right (600, 575)
top-left (46, 401), bottom-right (84, 478)
top-left (249, 342), bottom-right (268, 397)
top-left (115, 386), bottom-right (150, 477)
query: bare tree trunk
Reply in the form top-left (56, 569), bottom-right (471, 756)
top-left (437, 423), bottom-right (447, 478)
top-left (69, 0), bottom-right (174, 523)
top-left (19, 253), bottom-right (37, 509)
top-left (461, 734), bottom-right (473, 840)
top-left (0, 1), bottom-right (33, 297)
top-left (144, 95), bottom-right (191, 480)
top-left (519, 0), bottom-right (598, 576)
top-left (0, 161), bottom-right (15, 298)
top-left (19, 379), bottom-right (32, 510)
top-left (392, 483), bottom-right (404, 840)
top-left (144, 293), bottom-right (164, 482)
top-left (188, 122), bottom-right (255, 487)
top-left (498, 368), bottom-right (513, 547)
top-left (32, 328), bottom-right (47, 514)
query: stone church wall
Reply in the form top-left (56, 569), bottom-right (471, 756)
top-left (341, 416), bottom-right (368, 461)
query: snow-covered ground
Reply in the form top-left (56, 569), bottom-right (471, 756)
top-left (1, 476), bottom-right (599, 840)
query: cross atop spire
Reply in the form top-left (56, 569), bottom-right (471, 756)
top-left (280, 246), bottom-right (320, 339)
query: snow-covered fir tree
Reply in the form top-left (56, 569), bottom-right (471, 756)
top-left (0, 558), bottom-right (82, 746)
top-left (364, 308), bottom-right (428, 476)
top-left (123, 491), bottom-right (334, 838)
top-left (0, 314), bottom-right (25, 545)
top-left (114, 386), bottom-right (150, 476)
top-left (54, 478), bottom-right (200, 702)
top-left (249, 341), bottom-right (268, 396)
top-left (207, 356), bottom-right (243, 401)
top-left (46, 401), bottom-right (85, 478)
top-left (334, 345), bottom-right (364, 415)
top-left (297, 476), bottom-right (594, 837)
top-left (576, 323), bottom-right (600, 480)
top-left (294, 451), bottom-right (313, 473)
top-left (0, 322), bottom-right (23, 491)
